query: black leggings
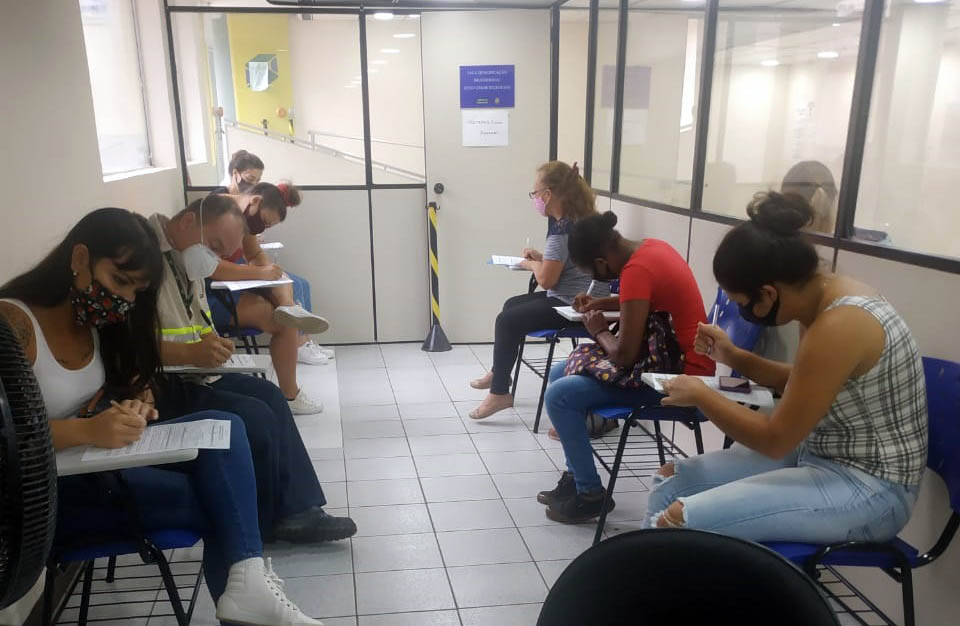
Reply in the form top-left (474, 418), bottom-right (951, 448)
top-left (491, 291), bottom-right (569, 394)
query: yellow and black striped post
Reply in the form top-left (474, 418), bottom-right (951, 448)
top-left (422, 201), bottom-right (452, 352)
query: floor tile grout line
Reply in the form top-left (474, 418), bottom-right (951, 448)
top-left (438, 352), bottom-right (554, 595)
top-left (393, 358), bottom-right (465, 626)
top-left (337, 356), bottom-right (362, 624)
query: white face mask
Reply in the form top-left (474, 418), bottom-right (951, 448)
top-left (182, 243), bottom-right (220, 281)
top-left (181, 196), bottom-right (221, 281)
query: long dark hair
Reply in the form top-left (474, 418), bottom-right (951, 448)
top-left (0, 208), bottom-right (164, 398)
top-left (713, 191), bottom-right (820, 296)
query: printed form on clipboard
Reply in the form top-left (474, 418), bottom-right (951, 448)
top-left (641, 373), bottom-right (775, 408)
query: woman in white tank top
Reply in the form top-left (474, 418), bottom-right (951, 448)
top-left (0, 208), bottom-right (321, 626)
top-left (642, 192), bottom-right (926, 545)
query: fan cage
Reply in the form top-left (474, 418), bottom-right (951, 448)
top-left (0, 316), bottom-right (57, 609)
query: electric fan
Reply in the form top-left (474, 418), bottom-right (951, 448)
top-left (0, 315), bottom-right (57, 609)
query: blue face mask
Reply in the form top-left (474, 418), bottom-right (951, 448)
top-left (738, 290), bottom-right (780, 327)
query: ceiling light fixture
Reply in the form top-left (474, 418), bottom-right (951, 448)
top-left (394, 33), bottom-right (417, 39)
top-left (381, 48), bottom-right (401, 54)
top-left (761, 59), bottom-right (780, 67)
top-left (817, 50), bottom-right (839, 59)
top-left (373, 12), bottom-right (394, 20)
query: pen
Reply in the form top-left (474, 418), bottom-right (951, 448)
top-left (587, 280), bottom-right (598, 298)
top-left (710, 303), bottom-right (718, 326)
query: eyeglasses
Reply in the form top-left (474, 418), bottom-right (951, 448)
top-left (528, 187), bottom-right (550, 199)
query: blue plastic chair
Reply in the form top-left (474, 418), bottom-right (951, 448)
top-left (43, 475), bottom-right (204, 626)
top-left (763, 356), bottom-right (960, 626)
top-left (590, 288), bottom-right (763, 545)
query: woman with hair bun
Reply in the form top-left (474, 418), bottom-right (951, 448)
top-left (537, 210), bottom-right (712, 523)
top-left (646, 191), bottom-right (927, 543)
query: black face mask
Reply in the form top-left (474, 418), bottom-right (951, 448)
top-left (235, 173), bottom-right (255, 194)
top-left (592, 259), bottom-right (617, 282)
top-left (245, 209), bottom-right (266, 235)
top-left (739, 291), bottom-right (781, 327)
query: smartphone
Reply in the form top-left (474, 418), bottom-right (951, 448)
top-left (719, 376), bottom-right (751, 394)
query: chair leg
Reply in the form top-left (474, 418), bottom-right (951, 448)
top-left (42, 562), bottom-right (57, 626)
top-left (511, 337), bottom-right (525, 397)
top-left (722, 435), bottom-right (735, 449)
top-left (653, 421), bottom-right (667, 467)
top-left (77, 560), bottom-right (94, 626)
top-left (901, 566), bottom-right (916, 626)
top-left (594, 418), bottom-right (633, 546)
top-left (693, 422), bottom-right (705, 455)
top-left (533, 337), bottom-right (557, 434)
top-left (152, 545), bottom-right (189, 626)
top-left (105, 555), bottom-right (117, 583)
top-left (186, 563), bottom-right (205, 624)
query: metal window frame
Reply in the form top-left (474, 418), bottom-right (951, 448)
top-left (579, 0), bottom-right (960, 276)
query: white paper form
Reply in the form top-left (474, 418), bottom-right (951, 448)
top-left (82, 419), bottom-right (231, 461)
top-left (209, 277), bottom-right (293, 291)
top-left (490, 255), bottom-right (526, 268)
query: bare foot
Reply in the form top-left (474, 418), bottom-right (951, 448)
top-left (470, 371), bottom-right (494, 390)
top-left (468, 393), bottom-right (514, 420)
top-left (548, 427), bottom-right (560, 441)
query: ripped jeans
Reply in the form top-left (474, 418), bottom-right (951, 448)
top-left (644, 443), bottom-right (919, 544)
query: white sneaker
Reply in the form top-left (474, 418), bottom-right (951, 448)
top-left (315, 344), bottom-right (335, 359)
top-left (216, 557), bottom-right (324, 626)
top-left (297, 342), bottom-right (330, 366)
top-left (288, 388), bottom-right (324, 415)
top-left (273, 305), bottom-right (329, 334)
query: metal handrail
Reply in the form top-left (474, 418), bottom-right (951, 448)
top-left (222, 118), bottom-right (425, 183)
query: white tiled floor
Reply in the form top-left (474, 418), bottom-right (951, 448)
top-left (62, 342), bottom-right (658, 626)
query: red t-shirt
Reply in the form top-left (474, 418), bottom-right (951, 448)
top-left (619, 239), bottom-right (715, 376)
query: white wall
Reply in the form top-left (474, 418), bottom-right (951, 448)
top-left (0, 0), bottom-right (184, 285)
top-left (421, 10), bottom-right (551, 343)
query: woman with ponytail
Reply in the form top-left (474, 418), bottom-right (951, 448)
top-left (469, 160), bottom-right (604, 420)
top-left (203, 180), bottom-right (330, 415)
top-left (644, 191), bottom-right (926, 543)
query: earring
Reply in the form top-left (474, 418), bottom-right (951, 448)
top-left (71, 271), bottom-right (78, 277)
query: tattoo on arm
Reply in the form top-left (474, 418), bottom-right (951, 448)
top-left (0, 304), bottom-right (36, 356)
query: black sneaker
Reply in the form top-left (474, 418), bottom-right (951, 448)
top-left (537, 471), bottom-right (576, 505)
top-left (272, 507), bottom-right (358, 543)
top-left (545, 489), bottom-right (615, 524)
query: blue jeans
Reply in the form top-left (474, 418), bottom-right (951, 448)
top-left (288, 271), bottom-right (311, 312)
top-left (157, 374), bottom-right (326, 540)
top-left (545, 361), bottom-right (663, 494)
top-left (644, 442), bottom-right (919, 544)
top-left (55, 411), bottom-right (263, 602)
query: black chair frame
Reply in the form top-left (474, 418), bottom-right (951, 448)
top-left (592, 406), bottom-right (705, 545)
top-left (795, 512), bottom-right (959, 626)
top-left (511, 275), bottom-right (584, 433)
top-left (43, 472), bottom-right (204, 626)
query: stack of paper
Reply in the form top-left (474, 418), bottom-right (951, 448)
top-left (641, 373), bottom-right (775, 408)
top-left (490, 255), bottom-right (527, 270)
top-left (554, 306), bottom-right (620, 322)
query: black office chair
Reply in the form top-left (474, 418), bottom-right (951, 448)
top-left (537, 529), bottom-right (840, 626)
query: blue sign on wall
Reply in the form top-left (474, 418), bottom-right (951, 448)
top-left (460, 65), bottom-right (515, 108)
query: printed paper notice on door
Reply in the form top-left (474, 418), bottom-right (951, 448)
top-left (462, 109), bottom-right (509, 147)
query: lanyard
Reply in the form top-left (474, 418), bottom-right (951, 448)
top-left (163, 251), bottom-right (213, 328)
